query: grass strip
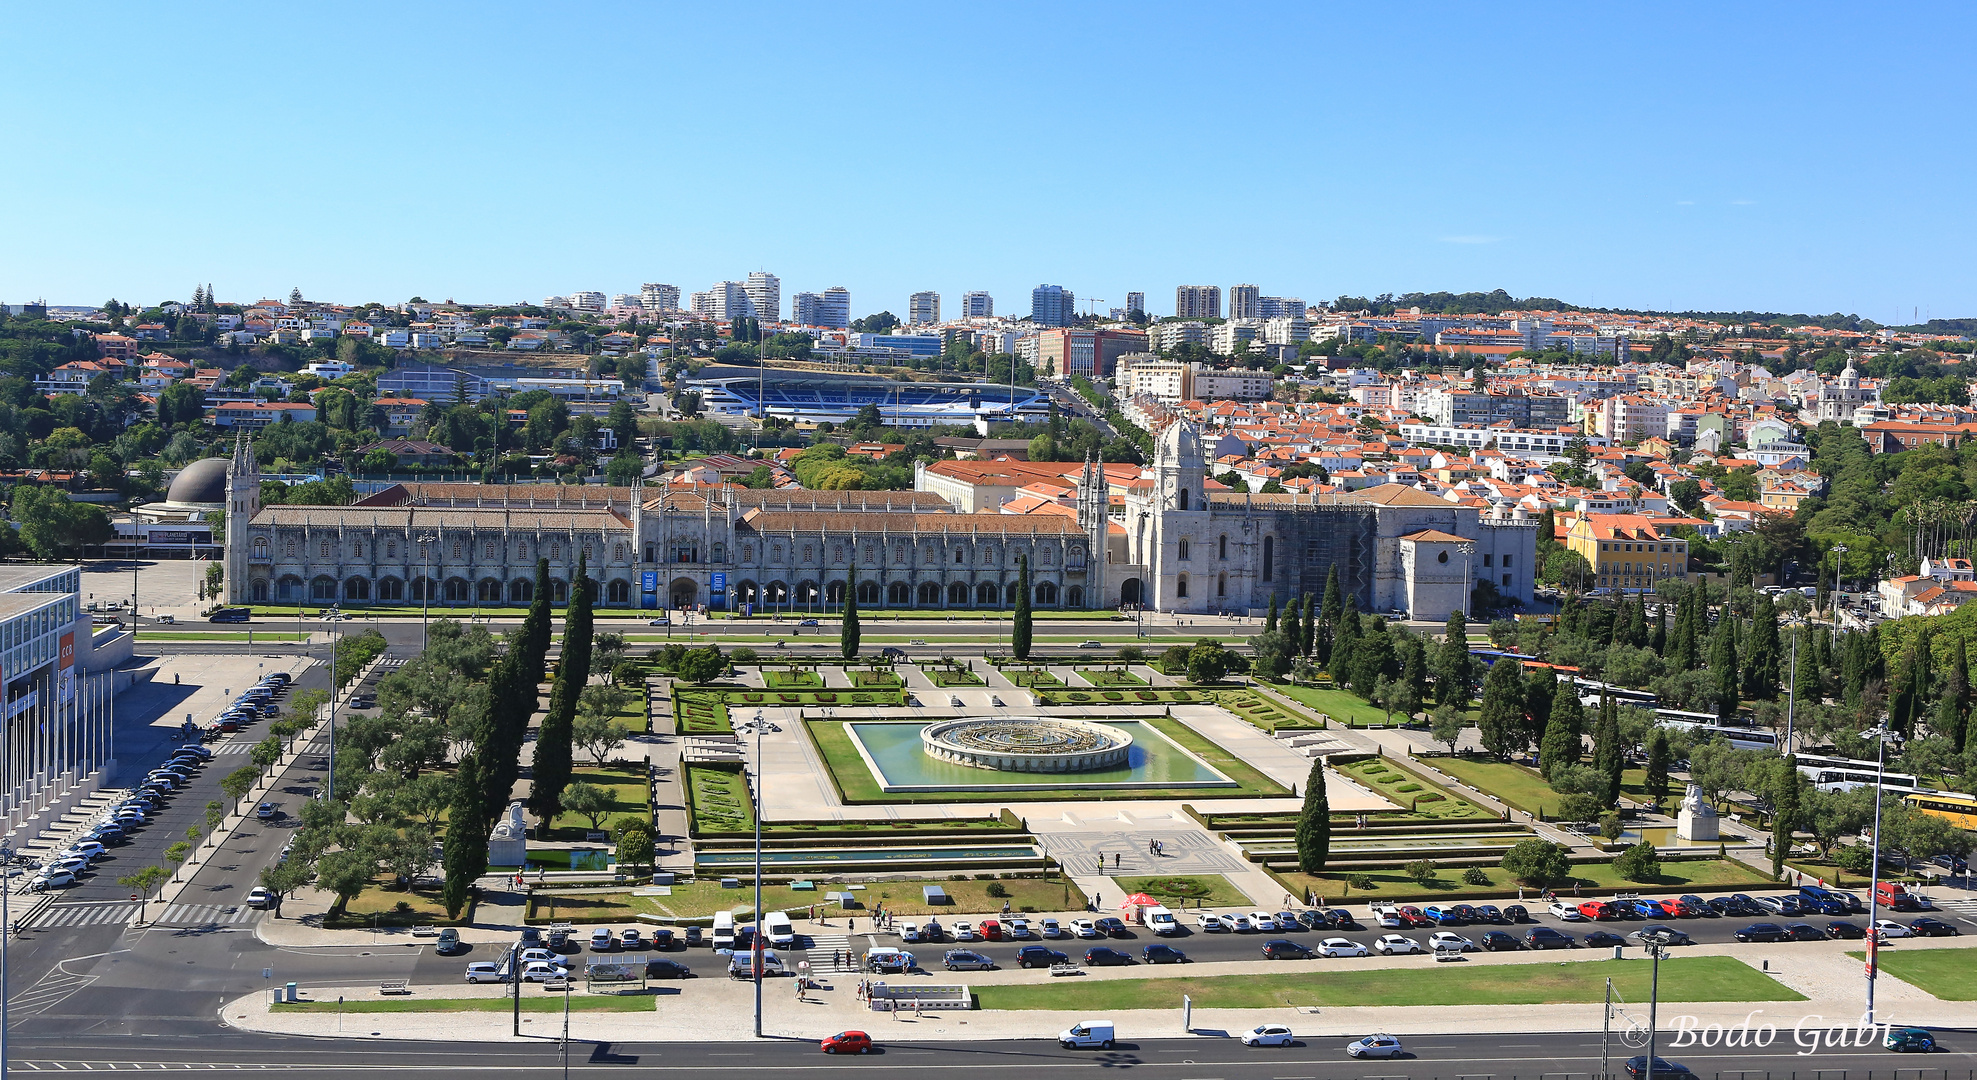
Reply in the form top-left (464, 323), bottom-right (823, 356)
top-left (1845, 949), bottom-right (1977, 1000)
top-left (974, 955), bottom-right (1802, 1010)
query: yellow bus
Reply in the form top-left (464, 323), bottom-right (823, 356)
top-left (1904, 791), bottom-right (1977, 831)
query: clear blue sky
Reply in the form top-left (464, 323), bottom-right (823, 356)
top-left (3, 1), bottom-right (1972, 322)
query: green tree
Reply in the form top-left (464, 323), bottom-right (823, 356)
top-left (1318, 567), bottom-right (1343, 663)
top-left (1300, 592), bottom-right (1316, 656)
top-left (1769, 754), bottom-right (1803, 878)
top-left (314, 847), bottom-right (377, 915)
top-left (1744, 594), bottom-right (1781, 701)
top-left (219, 765), bottom-right (259, 808)
top-left (1430, 703), bottom-right (1466, 754)
top-left (1644, 729), bottom-right (1672, 811)
top-left (258, 859), bottom-right (309, 917)
top-left (529, 555), bottom-right (590, 827)
top-left (1707, 611), bottom-right (1739, 722)
top-left (841, 572), bottom-right (861, 660)
top-left (1475, 658), bottom-right (1526, 760)
top-left (1613, 841), bottom-right (1662, 883)
top-left (1592, 694), bottom-right (1624, 807)
top-left (675, 644), bottom-right (725, 684)
top-left (1432, 611), bottom-right (1473, 710)
top-left (1539, 688), bottom-right (1585, 781)
top-left (572, 706), bottom-right (628, 766)
top-left (1265, 594), bottom-right (1280, 634)
top-left (558, 782), bottom-right (615, 832)
top-left (11, 485), bottom-right (112, 559)
top-left (614, 818), bottom-right (655, 871)
top-left (1499, 838), bottom-right (1571, 886)
top-left (1522, 666), bottom-right (1557, 749)
top-left (1012, 555), bottom-right (1032, 660)
top-left (1187, 641), bottom-right (1232, 685)
top-left (1941, 636), bottom-right (1971, 752)
top-left (519, 558), bottom-right (553, 683)
top-left (441, 753), bottom-right (489, 918)
top-left (1294, 758), bottom-right (1330, 873)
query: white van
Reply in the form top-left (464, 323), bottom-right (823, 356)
top-left (1144, 907), bottom-right (1179, 935)
top-left (728, 948), bottom-right (785, 978)
top-left (1059, 1020), bottom-right (1115, 1049)
top-left (711, 911), bottom-right (736, 951)
top-left (763, 911), bottom-right (795, 948)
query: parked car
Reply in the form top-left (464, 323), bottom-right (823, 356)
top-left (1582, 931), bottom-right (1625, 948)
top-left (1082, 947), bottom-right (1131, 967)
top-left (462, 961), bottom-right (507, 983)
top-left (1872, 920), bottom-right (1915, 940)
top-left (1374, 934), bottom-right (1422, 955)
top-left (1629, 926), bottom-right (1692, 946)
top-left (1039, 919), bottom-right (1066, 939)
top-left (951, 920), bottom-right (977, 942)
top-left (1825, 920), bottom-right (1866, 939)
top-left (1316, 937), bottom-right (1368, 958)
top-left (1005, 918), bottom-right (1029, 940)
top-left (1426, 931), bottom-right (1472, 953)
top-left (1783, 923), bottom-right (1826, 941)
top-left (1549, 901), bottom-right (1587, 921)
top-left (1910, 918), bottom-right (1961, 937)
top-left (1016, 946), bottom-right (1069, 969)
top-left (942, 950), bottom-right (995, 971)
top-left (1526, 927), bottom-right (1574, 950)
top-left (1141, 944), bottom-right (1187, 964)
top-left (979, 919), bottom-right (1002, 941)
top-left (1240, 1024), bottom-right (1295, 1047)
top-left (1070, 919), bottom-right (1100, 939)
top-left (1577, 901), bottom-right (1613, 921)
top-left (1193, 911), bottom-right (1225, 931)
top-left (1502, 904), bottom-right (1529, 923)
top-left (1423, 905), bottom-right (1458, 925)
top-left (1261, 939), bottom-right (1314, 960)
top-left (1479, 931), bottom-right (1522, 952)
top-left (1095, 917), bottom-right (1128, 937)
top-left (1474, 904), bottom-right (1504, 923)
top-left (589, 927), bottom-right (615, 951)
top-left (1346, 1034), bottom-right (1405, 1059)
top-left (1398, 905), bottom-right (1432, 927)
top-left (1735, 923), bottom-right (1791, 943)
top-left (1222, 913), bottom-right (1254, 933)
top-left (434, 928), bottom-right (465, 954)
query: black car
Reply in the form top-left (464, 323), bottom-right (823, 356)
top-left (647, 928), bottom-right (676, 950)
top-left (1261, 939), bottom-right (1314, 960)
top-left (1825, 920), bottom-right (1866, 939)
top-left (1679, 894), bottom-right (1712, 916)
top-left (1526, 927), bottom-right (1574, 950)
top-left (1141, 944), bottom-right (1188, 964)
top-left (1094, 917), bottom-right (1129, 937)
top-left (1629, 925), bottom-right (1692, 946)
top-left (684, 926), bottom-right (703, 948)
top-left (1323, 908), bottom-right (1357, 929)
top-left (1625, 1055), bottom-right (1694, 1079)
top-left (1016, 946), bottom-right (1069, 968)
top-left (1478, 931), bottom-right (1521, 952)
top-left (1736, 922), bottom-right (1790, 943)
top-left (1705, 896), bottom-right (1736, 917)
top-left (644, 959), bottom-right (694, 979)
top-left (1583, 931), bottom-right (1625, 948)
top-left (1083, 947), bottom-right (1131, 967)
top-left (1728, 894), bottom-right (1764, 917)
top-left (1474, 905), bottom-right (1504, 923)
top-left (1910, 918), bottom-right (1961, 937)
top-left (1784, 923), bottom-right (1826, 941)
top-left (1502, 904), bottom-right (1529, 923)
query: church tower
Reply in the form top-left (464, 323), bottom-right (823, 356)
top-left (1154, 420), bottom-right (1206, 512)
top-left (223, 433), bottom-right (261, 604)
top-left (1075, 453), bottom-right (1107, 608)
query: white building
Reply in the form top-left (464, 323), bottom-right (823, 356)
top-left (1150, 321), bottom-right (1208, 352)
top-left (1209, 319), bottom-right (1263, 356)
top-left (961, 291), bottom-right (993, 318)
top-left (1262, 316), bottom-right (1310, 345)
top-left (1399, 422), bottom-right (1608, 457)
top-left (641, 283), bottom-right (681, 312)
top-left (815, 286), bottom-right (851, 329)
top-left (1175, 285), bottom-right (1220, 319)
top-left (569, 292), bottom-right (606, 313)
top-left (745, 272), bottom-right (780, 323)
top-left (1191, 367), bottom-right (1272, 401)
top-left (1228, 284), bottom-right (1260, 319)
top-left (908, 291), bottom-right (940, 325)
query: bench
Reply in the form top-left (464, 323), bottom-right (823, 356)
top-left (541, 977), bottom-right (570, 992)
top-left (1048, 963), bottom-right (1083, 977)
top-left (586, 831), bottom-right (609, 842)
top-left (379, 980), bottom-right (411, 995)
top-left (409, 925), bottom-right (439, 938)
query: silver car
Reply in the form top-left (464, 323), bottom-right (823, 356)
top-left (942, 949), bottom-right (995, 971)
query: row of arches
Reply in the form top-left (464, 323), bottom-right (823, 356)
top-left (721, 578), bottom-right (1084, 610)
top-left (251, 575), bottom-right (634, 607)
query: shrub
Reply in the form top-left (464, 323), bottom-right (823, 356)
top-left (1613, 841), bottom-right (1661, 883)
top-left (985, 882), bottom-right (1009, 898)
top-left (1404, 859), bottom-right (1438, 886)
top-left (1347, 873), bottom-right (1377, 891)
top-left (1462, 867), bottom-right (1490, 886)
top-left (731, 647), bottom-right (759, 664)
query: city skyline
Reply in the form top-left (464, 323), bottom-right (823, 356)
top-left (2, 2), bottom-right (1974, 321)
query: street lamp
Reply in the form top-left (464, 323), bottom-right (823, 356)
top-left (751, 707), bottom-right (764, 1038)
top-left (1640, 934), bottom-right (1674, 1080)
top-left (1830, 543), bottom-right (1848, 633)
top-left (2, 842), bottom-right (12, 1080)
top-left (416, 533), bottom-right (437, 652)
top-left (1862, 724), bottom-right (1897, 1027)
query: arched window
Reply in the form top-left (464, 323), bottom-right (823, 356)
top-left (607, 579), bottom-right (630, 604)
top-left (311, 576), bottom-right (337, 601)
top-left (1006, 582), bottom-right (1021, 604)
top-left (1041, 546), bottom-right (1054, 565)
top-left (444, 578), bottom-right (470, 602)
top-left (977, 581), bottom-right (999, 605)
top-left (1219, 535), bottom-right (1228, 560)
top-left (827, 580), bottom-right (845, 604)
top-left (551, 578), bottom-right (570, 603)
top-left (923, 545), bottom-right (937, 565)
top-left (345, 577), bottom-right (370, 601)
top-left (1217, 572), bottom-right (1227, 597)
top-left (251, 580), bottom-right (268, 602)
top-left (517, 542), bottom-right (526, 559)
top-left (1178, 538), bottom-right (1191, 561)
top-left (386, 540), bottom-right (397, 558)
top-left (583, 543), bottom-right (594, 561)
top-left (320, 541), bottom-right (331, 558)
top-left (353, 541), bottom-right (362, 558)
top-left (477, 578), bottom-right (502, 602)
top-left (954, 548), bottom-right (965, 564)
top-left (1066, 585), bottom-right (1084, 607)
top-left (1035, 581), bottom-right (1058, 605)
top-left (485, 542), bottom-right (497, 560)
top-left (510, 578), bottom-right (533, 603)
top-left (948, 581), bottom-right (969, 604)
top-left (917, 581), bottom-right (941, 605)
top-left (833, 545), bottom-right (845, 565)
top-left (253, 538), bottom-right (268, 558)
top-left (711, 543), bottom-right (726, 563)
top-left (887, 581), bottom-right (910, 605)
top-left (856, 580), bottom-right (879, 604)
top-left (614, 543), bottom-right (626, 562)
top-left (378, 577), bottom-right (403, 601)
top-left (550, 542), bottom-right (560, 560)
top-left (452, 541), bottom-right (464, 559)
top-left (894, 545), bottom-right (907, 565)
top-left (1178, 488), bottom-right (1189, 511)
top-left (1177, 573), bottom-right (1189, 599)
top-left (1261, 535), bottom-right (1274, 582)
top-left (286, 540), bottom-right (296, 558)
top-left (982, 545), bottom-right (996, 565)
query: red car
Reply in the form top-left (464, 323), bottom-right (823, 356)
top-left (822, 1031), bottom-right (873, 1055)
top-left (1399, 906), bottom-right (1433, 927)
top-left (1577, 901), bottom-right (1613, 921)
top-left (979, 919), bottom-right (1002, 941)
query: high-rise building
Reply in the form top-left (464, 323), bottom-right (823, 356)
top-left (961, 291), bottom-right (993, 318)
top-left (1228, 284), bottom-right (1260, 319)
top-left (1175, 285), bottom-right (1220, 319)
top-left (798, 286), bottom-right (851, 329)
top-left (745, 272), bottom-right (780, 323)
top-left (705, 281), bottom-right (753, 321)
top-left (908, 291), bottom-right (940, 325)
top-left (689, 291), bottom-right (716, 317)
top-left (641, 283), bottom-right (681, 311)
top-left (610, 294), bottom-right (639, 309)
top-left (792, 292), bottom-right (820, 325)
top-left (1038, 328), bottom-right (1149, 378)
top-left (1125, 291), bottom-right (1145, 317)
top-left (1258, 295), bottom-right (1304, 318)
top-left (569, 291), bottom-right (606, 313)
top-left (1031, 284), bottom-right (1075, 327)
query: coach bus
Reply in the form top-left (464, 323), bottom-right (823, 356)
top-left (1792, 754), bottom-right (1923, 794)
top-left (1654, 712), bottom-right (1780, 752)
top-left (1905, 791), bottom-right (1977, 830)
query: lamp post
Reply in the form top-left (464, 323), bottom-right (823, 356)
top-left (751, 708), bottom-right (764, 1038)
top-left (1862, 724), bottom-right (1896, 1026)
top-left (322, 613), bottom-right (344, 802)
top-left (1641, 935), bottom-right (1671, 1080)
top-left (2, 842), bottom-right (12, 1080)
top-left (416, 533), bottom-right (437, 653)
top-left (1783, 626), bottom-right (1799, 753)
top-left (1830, 544), bottom-right (1848, 633)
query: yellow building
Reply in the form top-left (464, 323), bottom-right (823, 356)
top-left (1566, 513), bottom-right (1688, 593)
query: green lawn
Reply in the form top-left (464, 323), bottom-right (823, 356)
top-left (1112, 874), bottom-right (1252, 908)
top-left (544, 764), bottom-right (646, 841)
top-left (1846, 949), bottom-right (1977, 999)
top-left (1076, 669), bottom-right (1147, 687)
top-left (973, 956), bottom-right (1802, 1010)
top-left (1271, 683), bottom-right (1392, 727)
top-left (763, 670), bottom-right (824, 689)
top-left (683, 763), bottom-right (754, 834)
top-left (1272, 857), bottom-right (1775, 905)
top-left (1432, 756), bottom-right (1650, 817)
top-left (1004, 669), bottom-right (1065, 688)
top-left (925, 667), bottom-right (985, 687)
top-left (324, 884), bottom-right (471, 929)
top-left (1333, 758), bottom-right (1489, 820)
top-left (274, 996), bottom-right (654, 1014)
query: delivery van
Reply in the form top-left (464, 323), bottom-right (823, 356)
top-left (1144, 906), bottom-right (1179, 935)
top-left (1059, 1020), bottom-right (1116, 1049)
top-left (712, 911), bottom-right (736, 951)
top-left (763, 910), bottom-right (795, 948)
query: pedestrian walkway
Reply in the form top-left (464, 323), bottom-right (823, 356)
top-left (802, 932), bottom-right (859, 973)
top-left (211, 743), bottom-right (252, 756)
top-left (151, 901), bottom-right (261, 927)
top-left (29, 900), bottom-right (140, 929)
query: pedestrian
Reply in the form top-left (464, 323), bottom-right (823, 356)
top-left (1113, 852), bottom-right (1120, 868)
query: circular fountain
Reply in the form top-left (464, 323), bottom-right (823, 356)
top-left (919, 716), bottom-right (1133, 774)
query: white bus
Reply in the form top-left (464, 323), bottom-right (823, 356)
top-left (1793, 754), bottom-right (1923, 794)
top-left (1655, 713), bottom-right (1780, 752)
top-left (1573, 679), bottom-right (1658, 708)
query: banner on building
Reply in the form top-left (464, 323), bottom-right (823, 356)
top-left (711, 572), bottom-right (727, 609)
top-left (640, 571), bottom-right (659, 610)
top-left (58, 632), bottom-right (75, 704)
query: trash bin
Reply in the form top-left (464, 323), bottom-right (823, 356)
top-left (285, 982), bottom-right (298, 1002)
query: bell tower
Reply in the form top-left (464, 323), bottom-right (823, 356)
top-left (223, 433), bottom-right (261, 604)
top-left (1076, 453), bottom-right (1107, 608)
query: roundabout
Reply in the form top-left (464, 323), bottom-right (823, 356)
top-left (920, 716), bottom-right (1133, 773)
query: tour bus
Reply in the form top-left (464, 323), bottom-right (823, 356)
top-left (1572, 679), bottom-right (1658, 709)
top-left (711, 910), bottom-right (736, 951)
top-left (1793, 754), bottom-right (1922, 794)
top-left (207, 607), bottom-right (251, 624)
top-left (1654, 712), bottom-right (1780, 752)
top-left (1905, 790), bottom-right (1977, 830)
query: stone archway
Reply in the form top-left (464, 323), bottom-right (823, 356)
top-left (1120, 578), bottom-right (1143, 606)
top-left (669, 577), bottom-right (699, 609)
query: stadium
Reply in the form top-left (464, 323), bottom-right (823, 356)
top-left (686, 372), bottom-right (1051, 429)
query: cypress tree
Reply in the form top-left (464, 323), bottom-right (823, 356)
top-left (1792, 625), bottom-right (1821, 709)
top-left (1841, 632), bottom-right (1868, 707)
top-left (1476, 659), bottom-right (1526, 760)
top-left (1294, 757), bottom-right (1330, 874)
top-left (1281, 598), bottom-right (1302, 665)
top-left (480, 648), bottom-right (534, 824)
top-left (841, 571), bottom-right (861, 660)
top-left (1744, 594), bottom-right (1781, 701)
top-left (1522, 666), bottom-right (1556, 749)
top-left (1593, 693), bottom-right (1624, 807)
top-left (1400, 633), bottom-right (1429, 704)
top-left (1645, 728), bottom-right (1672, 811)
top-left (1708, 611), bottom-right (1739, 722)
top-left (1668, 591), bottom-right (1696, 670)
top-left (1012, 555), bottom-right (1032, 660)
top-left (1265, 594), bottom-right (1280, 634)
top-left (441, 751), bottom-right (489, 918)
top-left (1650, 598), bottom-right (1667, 656)
top-left (518, 557), bottom-right (553, 685)
top-left (1865, 625), bottom-right (1886, 687)
top-left (1318, 566), bottom-right (1343, 663)
top-left (1539, 684), bottom-right (1585, 780)
top-left (1300, 593), bottom-right (1316, 656)
top-left (1433, 609), bottom-right (1473, 711)
top-left (1941, 636), bottom-right (1971, 752)
top-left (529, 555), bottom-right (590, 828)
top-left (1349, 624), bottom-right (1394, 698)
top-left (1770, 756), bottom-right (1801, 879)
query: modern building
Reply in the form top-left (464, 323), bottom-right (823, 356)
top-left (1150, 321), bottom-right (1208, 353)
top-left (1259, 295), bottom-right (1304, 318)
top-left (793, 287), bottom-right (851, 329)
top-left (908, 291), bottom-right (940, 325)
top-left (1036, 328), bottom-right (1149, 379)
top-left (378, 365), bottom-right (484, 402)
top-left (1030, 285), bottom-right (1075, 327)
top-left (1125, 292), bottom-right (1145, 318)
top-left (855, 334), bottom-right (943, 358)
top-left (1175, 286), bottom-right (1221, 319)
top-left (745, 272), bottom-right (780, 324)
top-left (961, 291), bottom-right (993, 318)
top-left (703, 281), bottom-right (753, 322)
top-left (0, 563), bottom-right (116, 840)
top-left (569, 292), bottom-right (606, 313)
top-left (641, 283), bottom-right (681, 311)
top-left (1228, 284), bottom-right (1260, 319)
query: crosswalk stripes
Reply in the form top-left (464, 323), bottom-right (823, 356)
top-left (211, 743), bottom-right (251, 755)
top-left (151, 902), bottom-right (260, 927)
top-left (28, 901), bottom-right (139, 929)
top-left (802, 932), bottom-right (858, 972)
top-left (1936, 898), bottom-right (1977, 914)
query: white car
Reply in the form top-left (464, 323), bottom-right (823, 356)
top-left (1428, 931), bottom-right (1473, 952)
top-left (518, 961), bottom-right (571, 983)
top-left (1371, 906), bottom-right (1402, 929)
top-left (1548, 902), bottom-right (1586, 921)
top-left (463, 962), bottom-right (504, 983)
top-left (1373, 934), bottom-right (1422, 955)
top-left (518, 948), bottom-right (560, 965)
top-left (1195, 911), bottom-right (1227, 931)
top-left (1241, 1024), bottom-right (1295, 1047)
top-left (1248, 911), bottom-right (1278, 932)
top-left (1316, 937), bottom-right (1367, 958)
top-left (951, 921), bottom-right (977, 942)
top-left (1873, 920), bottom-right (1915, 939)
top-left (1347, 1034), bottom-right (1405, 1059)
top-left (1071, 919), bottom-right (1101, 939)
top-left (1006, 919), bottom-right (1031, 940)
top-left (65, 841), bottom-right (105, 861)
top-left (30, 870), bottom-right (74, 890)
top-left (1039, 919), bottom-right (1066, 939)
top-left (245, 887), bottom-right (274, 909)
top-left (899, 923), bottom-right (922, 944)
top-left (48, 857), bottom-right (89, 877)
top-left (1222, 913), bottom-right (1253, 933)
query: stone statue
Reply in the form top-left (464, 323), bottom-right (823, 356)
top-left (488, 801), bottom-right (528, 867)
top-left (1675, 782), bottom-right (1718, 842)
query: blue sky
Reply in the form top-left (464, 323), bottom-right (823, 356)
top-left (3, 1), bottom-right (1972, 321)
